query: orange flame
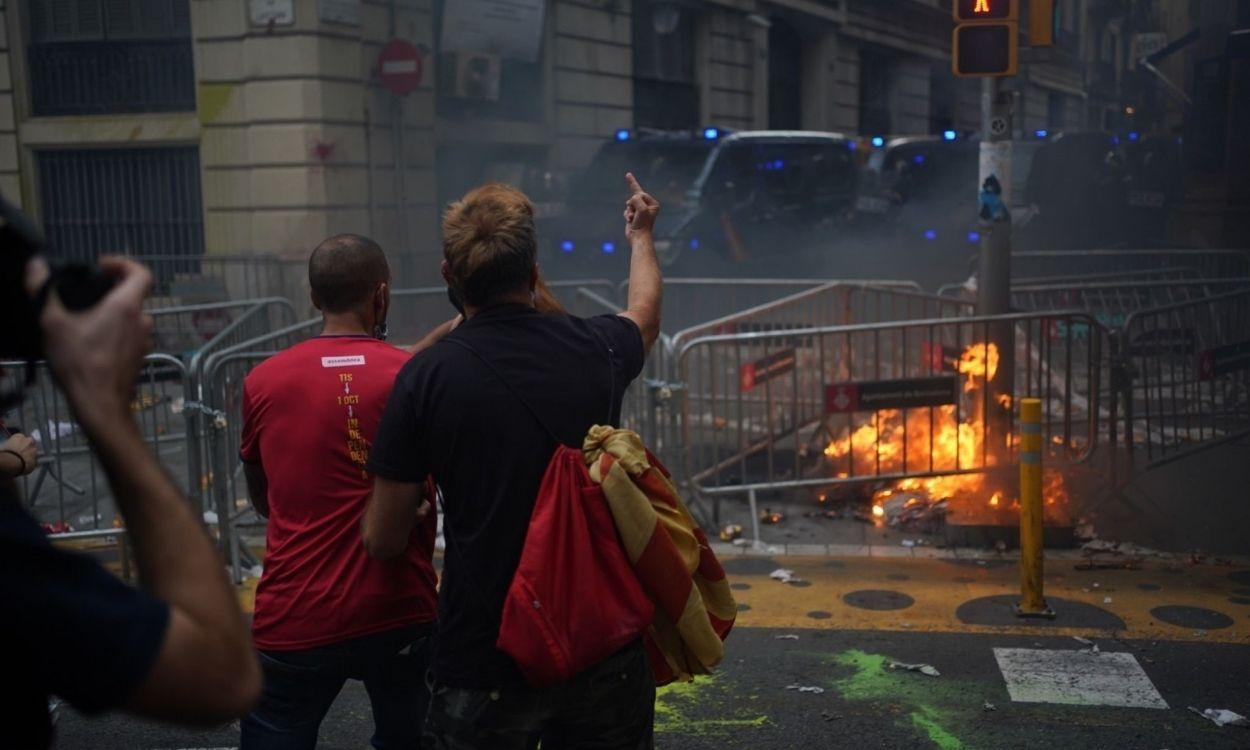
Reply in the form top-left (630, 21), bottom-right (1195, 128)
top-left (824, 341), bottom-right (1068, 524)
top-left (957, 342), bottom-right (999, 393)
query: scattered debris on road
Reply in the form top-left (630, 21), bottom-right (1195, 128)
top-left (1071, 636), bottom-right (1100, 654)
top-left (819, 710), bottom-right (840, 722)
top-left (719, 524), bottom-right (743, 542)
top-left (785, 684), bottom-right (826, 694)
top-left (887, 661), bottom-right (940, 677)
top-left (1188, 707), bottom-right (1250, 727)
top-left (769, 568), bottom-right (805, 584)
top-left (774, 634), bottom-right (800, 641)
top-left (983, 701), bottom-right (996, 712)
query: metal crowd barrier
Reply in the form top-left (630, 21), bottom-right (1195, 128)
top-left (197, 317), bottom-right (324, 579)
top-left (1010, 249), bottom-right (1250, 281)
top-left (1113, 289), bottom-right (1250, 471)
top-left (1010, 279), bottom-right (1250, 330)
top-left (935, 266), bottom-right (1208, 298)
top-left (150, 298), bottom-right (297, 360)
top-left (131, 253), bottom-right (309, 311)
top-left (575, 280), bottom-right (968, 470)
top-left (619, 278), bottom-right (848, 335)
top-left (2, 354), bottom-right (193, 532)
top-left (674, 310), bottom-right (1107, 521)
top-left (668, 282), bottom-right (971, 354)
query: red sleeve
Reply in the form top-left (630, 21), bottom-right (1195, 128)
top-left (238, 379), bottom-right (261, 465)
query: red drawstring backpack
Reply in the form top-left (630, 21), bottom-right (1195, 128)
top-left (446, 336), bottom-right (654, 687)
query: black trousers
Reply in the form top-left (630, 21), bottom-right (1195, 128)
top-left (423, 640), bottom-right (655, 750)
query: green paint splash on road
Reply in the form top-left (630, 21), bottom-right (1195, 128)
top-left (831, 650), bottom-right (968, 750)
top-left (655, 676), bottom-right (771, 736)
top-left (911, 706), bottom-right (966, 750)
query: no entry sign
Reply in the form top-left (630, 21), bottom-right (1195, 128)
top-left (378, 39), bottom-right (422, 95)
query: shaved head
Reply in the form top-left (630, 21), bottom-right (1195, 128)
top-left (308, 234), bottom-right (390, 313)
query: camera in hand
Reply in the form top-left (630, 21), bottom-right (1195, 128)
top-left (0, 194), bottom-right (116, 359)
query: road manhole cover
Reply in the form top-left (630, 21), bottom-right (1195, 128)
top-left (1150, 605), bottom-right (1233, 630)
top-left (842, 589), bottom-right (914, 611)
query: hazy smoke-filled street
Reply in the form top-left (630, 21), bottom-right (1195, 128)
top-left (3, 0), bottom-right (1248, 748)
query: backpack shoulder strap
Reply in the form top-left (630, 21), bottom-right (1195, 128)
top-left (444, 336), bottom-right (564, 445)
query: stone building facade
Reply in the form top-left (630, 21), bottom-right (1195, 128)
top-left (3, 0), bottom-right (1123, 284)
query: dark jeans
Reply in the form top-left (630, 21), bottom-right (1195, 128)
top-left (241, 623), bottom-right (433, 750)
top-left (423, 639), bottom-right (655, 750)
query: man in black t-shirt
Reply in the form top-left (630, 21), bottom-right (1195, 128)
top-left (363, 176), bottom-right (663, 748)
top-left (2, 256), bottom-right (260, 747)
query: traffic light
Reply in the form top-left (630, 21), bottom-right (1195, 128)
top-left (1029, 0), bottom-right (1056, 47)
top-left (953, 0), bottom-right (1016, 21)
top-left (952, 0), bottom-right (1018, 77)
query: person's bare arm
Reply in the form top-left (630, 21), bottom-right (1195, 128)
top-left (620, 172), bottom-right (662, 354)
top-left (242, 462), bottom-right (269, 519)
top-left (0, 433), bottom-right (38, 478)
top-left (31, 257), bottom-right (260, 723)
top-left (408, 315), bottom-right (463, 355)
top-left (362, 477), bottom-right (428, 560)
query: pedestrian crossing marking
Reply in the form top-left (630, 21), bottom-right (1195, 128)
top-left (993, 647), bottom-right (1168, 709)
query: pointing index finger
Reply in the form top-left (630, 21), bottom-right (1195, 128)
top-left (625, 172), bottom-right (644, 195)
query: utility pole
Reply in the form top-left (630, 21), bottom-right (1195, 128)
top-left (977, 76), bottom-right (1015, 459)
top-left (977, 76), bottom-right (1012, 318)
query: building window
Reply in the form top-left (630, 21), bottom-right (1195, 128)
top-left (433, 0), bottom-right (545, 123)
top-left (632, 0), bottom-right (698, 130)
top-left (37, 146), bottom-right (204, 262)
top-left (1047, 92), bottom-right (1065, 130)
top-left (26, 0), bottom-right (195, 116)
top-left (767, 18), bottom-right (802, 130)
top-left (858, 49), bottom-right (894, 135)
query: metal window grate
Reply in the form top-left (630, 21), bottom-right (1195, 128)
top-left (27, 0), bottom-right (195, 115)
top-left (37, 146), bottom-right (205, 263)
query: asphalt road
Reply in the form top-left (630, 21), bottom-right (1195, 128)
top-left (52, 627), bottom-right (1250, 750)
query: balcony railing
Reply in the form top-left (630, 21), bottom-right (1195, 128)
top-left (28, 39), bottom-right (196, 116)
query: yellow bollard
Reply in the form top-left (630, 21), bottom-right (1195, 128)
top-left (1015, 398), bottom-right (1055, 619)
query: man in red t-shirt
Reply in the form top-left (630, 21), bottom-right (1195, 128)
top-left (238, 234), bottom-right (437, 750)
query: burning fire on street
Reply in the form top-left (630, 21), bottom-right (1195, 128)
top-left (822, 342), bottom-right (1073, 533)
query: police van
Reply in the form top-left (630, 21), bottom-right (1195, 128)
top-left (540, 129), bottom-right (858, 276)
top-left (537, 128), bottom-right (721, 276)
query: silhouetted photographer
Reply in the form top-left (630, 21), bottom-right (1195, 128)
top-left (0, 197), bottom-right (259, 747)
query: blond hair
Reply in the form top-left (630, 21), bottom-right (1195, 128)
top-left (442, 183), bottom-right (537, 306)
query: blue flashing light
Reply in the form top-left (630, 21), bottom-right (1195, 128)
top-left (1111, 135), bottom-right (1120, 146)
top-left (942, 129), bottom-right (957, 141)
top-left (601, 241), bottom-right (615, 254)
top-left (559, 240), bottom-right (574, 253)
top-left (702, 127), bottom-right (721, 140)
top-left (1128, 131), bottom-right (1140, 142)
top-left (913, 154), bottom-right (926, 165)
top-left (1034, 129), bottom-right (1048, 139)
top-left (967, 231), bottom-right (980, 244)
top-left (923, 229), bottom-right (937, 241)
top-left (614, 129), bottom-right (630, 142)
top-left (773, 159), bottom-right (785, 170)
top-left (847, 141), bottom-right (857, 151)
top-left (689, 237), bottom-right (700, 250)
top-left (871, 136), bottom-right (885, 148)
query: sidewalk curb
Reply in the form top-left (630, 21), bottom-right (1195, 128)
top-left (709, 541), bottom-right (1250, 566)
